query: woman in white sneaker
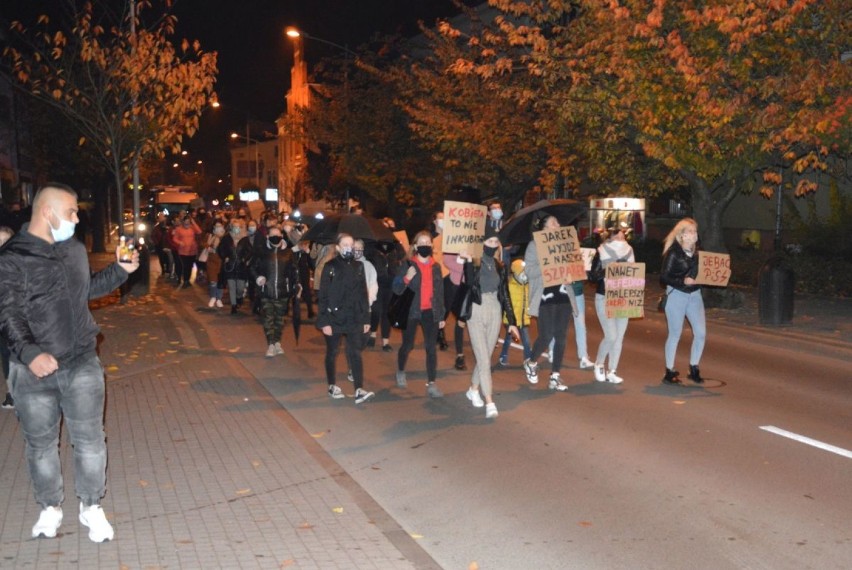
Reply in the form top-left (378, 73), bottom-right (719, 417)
top-left (458, 226), bottom-right (519, 419)
top-left (589, 223), bottom-right (635, 384)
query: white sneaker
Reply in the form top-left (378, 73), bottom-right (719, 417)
top-left (215, 299), bottom-right (224, 308)
top-left (208, 297), bottom-right (216, 308)
top-left (578, 356), bottom-right (594, 369)
top-left (79, 503), bottom-right (114, 543)
top-left (32, 506), bottom-right (62, 538)
top-left (466, 387), bottom-right (484, 408)
top-left (548, 373), bottom-right (569, 392)
top-left (605, 370), bottom-right (624, 384)
top-left (265, 344), bottom-right (276, 358)
top-left (485, 402), bottom-right (499, 419)
top-left (328, 385), bottom-right (345, 399)
top-left (273, 342), bottom-right (284, 355)
top-left (354, 388), bottom-right (375, 404)
top-left (346, 370), bottom-right (354, 382)
top-left (523, 358), bottom-right (539, 384)
top-left (593, 365), bottom-right (606, 382)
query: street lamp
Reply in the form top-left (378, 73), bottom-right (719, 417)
top-left (285, 26), bottom-right (357, 212)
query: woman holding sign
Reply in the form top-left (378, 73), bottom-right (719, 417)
top-left (458, 226), bottom-right (519, 419)
top-left (660, 218), bottom-right (706, 384)
top-left (588, 223), bottom-right (635, 384)
top-left (523, 215), bottom-right (578, 392)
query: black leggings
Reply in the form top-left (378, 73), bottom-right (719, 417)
top-left (530, 303), bottom-right (572, 374)
top-left (370, 285), bottom-right (393, 339)
top-left (398, 309), bottom-right (438, 382)
top-left (324, 327), bottom-right (365, 390)
top-left (443, 277), bottom-right (465, 353)
top-left (179, 255), bottom-right (196, 284)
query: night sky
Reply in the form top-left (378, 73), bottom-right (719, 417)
top-left (2, 0), bottom-right (473, 178)
top-left (170, 0), bottom-right (470, 174)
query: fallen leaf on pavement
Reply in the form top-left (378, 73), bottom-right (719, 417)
top-left (228, 347), bottom-right (241, 353)
top-left (138, 480), bottom-right (149, 488)
top-left (578, 521), bottom-right (593, 527)
top-left (311, 432), bottom-right (326, 438)
top-left (166, 349), bottom-right (178, 354)
top-left (410, 532), bottom-right (423, 539)
top-left (106, 365), bottom-right (120, 373)
top-left (251, 460), bottom-right (262, 468)
top-left (673, 400), bottom-right (686, 405)
top-left (332, 507), bottom-right (344, 514)
top-left (468, 563), bottom-right (479, 570)
top-left (280, 560), bottom-right (295, 568)
top-left (169, 341), bottom-right (180, 345)
top-left (298, 522), bottom-right (313, 530)
top-left (236, 488), bottom-right (251, 496)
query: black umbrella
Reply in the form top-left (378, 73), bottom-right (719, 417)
top-left (498, 199), bottom-right (586, 244)
top-left (300, 214), bottom-right (395, 245)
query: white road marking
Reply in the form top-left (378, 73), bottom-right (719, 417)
top-left (760, 425), bottom-right (852, 459)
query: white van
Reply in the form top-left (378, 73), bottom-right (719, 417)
top-left (150, 186), bottom-right (202, 217)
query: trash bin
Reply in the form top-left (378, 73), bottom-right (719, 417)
top-left (758, 257), bottom-right (794, 325)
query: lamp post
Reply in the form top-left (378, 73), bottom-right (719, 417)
top-left (285, 27), bottom-right (357, 212)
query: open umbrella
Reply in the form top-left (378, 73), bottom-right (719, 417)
top-left (291, 295), bottom-right (301, 345)
top-left (497, 199), bottom-right (586, 244)
top-left (300, 214), bottom-right (395, 245)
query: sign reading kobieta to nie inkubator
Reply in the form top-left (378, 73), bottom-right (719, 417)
top-left (605, 262), bottom-right (646, 319)
top-left (533, 226), bottom-right (586, 287)
top-left (694, 251), bottom-right (731, 287)
top-left (442, 201), bottom-right (487, 258)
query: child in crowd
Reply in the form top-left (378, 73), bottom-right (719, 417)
top-left (498, 259), bottom-right (532, 367)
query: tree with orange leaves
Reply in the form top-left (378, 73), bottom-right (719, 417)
top-left (447, 0), bottom-right (850, 250)
top-left (1, 0), bottom-right (217, 241)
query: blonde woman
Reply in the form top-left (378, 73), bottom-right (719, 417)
top-left (392, 230), bottom-right (446, 397)
top-left (660, 218), bottom-right (706, 385)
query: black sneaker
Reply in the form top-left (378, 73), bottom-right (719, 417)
top-left (687, 365), bottom-right (704, 384)
top-left (662, 369), bottom-right (681, 385)
top-left (1, 393), bottom-right (13, 410)
top-left (381, 344), bottom-right (393, 352)
top-left (354, 388), bottom-right (375, 404)
top-left (454, 355), bottom-right (466, 371)
top-left (366, 337), bottom-right (376, 348)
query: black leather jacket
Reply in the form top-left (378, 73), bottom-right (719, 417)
top-left (661, 241), bottom-right (701, 293)
top-left (0, 227), bottom-right (128, 367)
top-left (392, 257), bottom-right (445, 324)
top-left (316, 256), bottom-right (370, 330)
top-left (251, 245), bottom-right (299, 300)
top-left (463, 258), bottom-right (517, 327)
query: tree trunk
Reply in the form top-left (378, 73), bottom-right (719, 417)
top-left (682, 168), bottom-right (746, 254)
top-left (90, 174), bottom-right (109, 253)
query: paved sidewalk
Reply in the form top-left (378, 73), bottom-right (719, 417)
top-left (0, 268), bottom-right (434, 569)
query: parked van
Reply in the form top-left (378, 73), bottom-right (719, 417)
top-left (149, 186), bottom-right (202, 217)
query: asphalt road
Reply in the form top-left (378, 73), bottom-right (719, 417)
top-left (171, 287), bottom-right (851, 570)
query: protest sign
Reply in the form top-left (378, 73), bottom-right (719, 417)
top-left (604, 262), bottom-right (645, 319)
top-left (442, 201), bottom-right (486, 258)
top-left (533, 226), bottom-right (586, 286)
top-left (695, 251), bottom-right (731, 287)
top-left (247, 200), bottom-right (265, 222)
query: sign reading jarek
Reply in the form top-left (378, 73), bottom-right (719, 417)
top-left (695, 251), bottom-right (731, 287)
top-left (604, 262), bottom-right (646, 319)
top-left (442, 201), bottom-right (487, 258)
top-left (533, 226), bottom-right (586, 287)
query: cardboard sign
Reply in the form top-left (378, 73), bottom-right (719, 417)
top-left (604, 262), bottom-right (645, 319)
top-left (533, 226), bottom-right (586, 286)
top-left (247, 199), bottom-right (265, 222)
top-left (580, 247), bottom-right (596, 272)
top-left (695, 251), bottom-right (731, 287)
top-left (442, 201), bottom-right (486, 258)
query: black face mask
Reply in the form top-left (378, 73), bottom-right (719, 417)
top-left (483, 245), bottom-right (498, 258)
top-left (268, 236), bottom-right (283, 247)
top-left (416, 245), bottom-right (432, 258)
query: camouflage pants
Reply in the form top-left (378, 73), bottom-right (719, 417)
top-left (261, 298), bottom-right (289, 344)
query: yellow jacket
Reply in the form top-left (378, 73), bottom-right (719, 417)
top-left (504, 276), bottom-right (531, 327)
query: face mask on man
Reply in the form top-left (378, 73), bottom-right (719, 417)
top-left (231, 227), bottom-right (241, 236)
top-left (49, 209), bottom-right (76, 242)
top-left (490, 209), bottom-right (503, 221)
top-left (268, 235), bottom-right (284, 248)
top-left (248, 225), bottom-right (257, 235)
top-left (353, 249), bottom-right (364, 260)
top-left (340, 247), bottom-right (354, 260)
top-left (483, 245), bottom-right (498, 258)
top-left (416, 245), bottom-right (432, 258)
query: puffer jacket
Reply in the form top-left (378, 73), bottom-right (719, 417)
top-left (252, 244), bottom-right (299, 300)
top-left (504, 276), bottom-right (531, 327)
top-left (0, 227), bottom-right (128, 367)
top-left (316, 255), bottom-right (370, 331)
top-left (661, 241), bottom-right (700, 293)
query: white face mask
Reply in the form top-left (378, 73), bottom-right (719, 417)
top-left (491, 209), bottom-right (503, 221)
top-left (49, 209), bottom-right (76, 242)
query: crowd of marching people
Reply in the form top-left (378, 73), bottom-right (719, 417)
top-left (130, 201), bottom-right (708, 421)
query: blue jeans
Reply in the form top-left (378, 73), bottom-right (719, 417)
top-left (594, 294), bottom-right (630, 371)
top-left (664, 287), bottom-right (706, 369)
top-left (9, 354), bottom-right (107, 507)
top-left (499, 326), bottom-right (532, 362)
